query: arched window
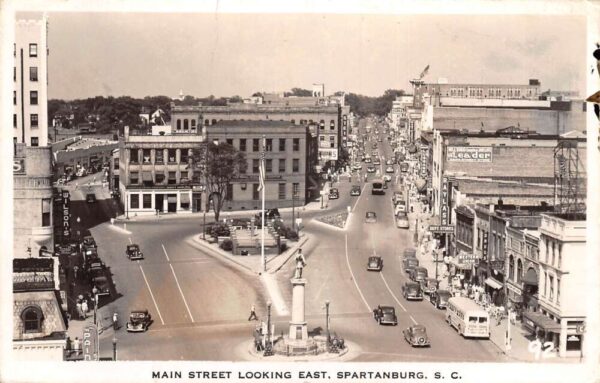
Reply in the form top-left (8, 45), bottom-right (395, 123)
top-left (191, 119), bottom-right (196, 128)
top-left (291, 119), bottom-right (296, 124)
top-left (183, 119), bottom-right (189, 130)
top-left (176, 119), bottom-right (181, 130)
top-left (204, 119), bottom-right (209, 126)
top-left (509, 255), bottom-right (514, 281)
top-left (21, 306), bottom-right (43, 333)
top-left (517, 259), bottom-right (523, 284)
top-left (211, 119), bottom-right (217, 125)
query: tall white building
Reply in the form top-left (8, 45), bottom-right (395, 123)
top-left (14, 13), bottom-right (49, 147)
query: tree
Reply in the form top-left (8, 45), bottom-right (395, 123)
top-left (288, 88), bottom-right (312, 97)
top-left (192, 142), bottom-right (247, 222)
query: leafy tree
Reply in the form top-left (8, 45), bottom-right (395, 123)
top-left (289, 88), bottom-right (313, 97)
top-left (191, 142), bottom-right (247, 222)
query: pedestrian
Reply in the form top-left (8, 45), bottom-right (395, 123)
top-left (73, 265), bottom-right (79, 280)
top-left (113, 312), bottom-right (119, 330)
top-left (73, 337), bottom-right (81, 356)
top-left (248, 304), bottom-right (258, 321)
top-left (76, 302), bottom-right (83, 320)
top-left (81, 300), bottom-right (89, 319)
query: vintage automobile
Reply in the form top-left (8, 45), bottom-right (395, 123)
top-left (386, 159), bottom-right (394, 166)
top-left (350, 185), bottom-right (361, 196)
top-left (402, 281), bottom-right (424, 301)
top-left (126, 309), bottom-right (152, 332)
top-left (392, 191), bottom-right (404, 205)
top-left (429, 289), bottom-right (452, 309)
top-left (352, 163), bottom-right (362, 171)
top-left (367, 256), bottom-right (383, 271)
top-left (86, 193), bottom-right (97, 203)
top-left (403, 324), bottom-right (431, 347)
top-left (396, 212), bottom-right (409, 229)
top-left (90, 273), bottom-right (111, 296)
top-left (126, 244), bottom-right (144, 260)
top-left (410, 266), bottom-right (429, 283)
top-left (422, 278), bottom-right (439, 295)
top-left (402, 257), bottom-right (419, 272)
top-left (365, 212), bottom-right (377, 223)
top-left (403, 248), bottom-right (417, 259)
top-left (364, 156), bottom-right (372, 163)
top-left (385, 166), bottom-right (395, 173)
top-left (366, 166), bottom-right (376, 173)
top-left (82, 236), bottom-right (97, 249)
top-left (329, 188), bottom-right (339, 200)
top-left (383, 174), bottom-right (392, 183)
top-left (372, 305), bottom-right (398, 326)
top-left (373, 158), bottom-right (381, 165)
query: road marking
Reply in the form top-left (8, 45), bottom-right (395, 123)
top-left (169, 263), bottom-right (195, 322)
top-left (128, 237), bottom-right (133, 244)
top-left (351, 184), bottom-right (368, 212)
top-left (344, 234), bottom-right (371, 312)
top-left (409, 315), bottom-right (418, 324)
top-left (138, 262), bottom-right (165, 325)
top-left (162, 244), bottom-right (170, 262)
top-left (379, 272), bottom-right (407, 312)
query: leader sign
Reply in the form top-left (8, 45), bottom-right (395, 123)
top-left (62, 191), bottom-right (71, 238)
top-left (447, 146), bottom-right (492, 162)
top-left (441, 177), bottom-right (449, 225)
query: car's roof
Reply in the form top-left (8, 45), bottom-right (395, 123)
top-left (127, 244), bottom-right (139, 248)
top-left (411, 324), bottom-right (427, 331)
top-left (330, 188), bottom-right (338, 192)
top-left (437, 290), bottom-right (452, 296)
top-left (131, 309), bottom-right (148, 314)
top-left (368, 256), bottom-right (381, 261)
top-left (380, 306), bottom-right (395, 311)
top-left (366, 212), bottom-right (376, 216)
top-left (405, 281), bottom-right (420, 287)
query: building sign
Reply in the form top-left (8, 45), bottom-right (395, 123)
top-left (319, 141), bottom-right (332, 148)
top-left (457, 252), bottom-right (477, 265)
top-left (419, 146), bottom-right (428, 177)
top-left (13, 271), bottom-right (54, 291)
top-left (318, 148), bottom-right (338, 161)
top-left (429, 225), bottom-right (454, 234)
top-left (83, 325), bottom-right (98, 361)
top-left (490, 260), bottom-right (505, 271)
top-left (482, 231), bottom-right (489, 260)
top-left (62, 190), bottom-right (71, 239)
top-left (441, 177), bottom-right (449, 225)
top-left (447, 146), bottom-right (492, 162)
top-left (13, 159), bottom-right (26, 175)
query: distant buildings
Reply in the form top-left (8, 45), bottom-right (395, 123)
top-left (52, 136), bottom-right (118, 177)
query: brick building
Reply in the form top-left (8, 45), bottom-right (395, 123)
top-left (205, 120), bottom-right (319, 210)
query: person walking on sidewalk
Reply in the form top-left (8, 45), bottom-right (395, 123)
top-left (248, 304), bottom-right (258, 321)
top-left (73, 337), bottom-right (81, 356)
top-left (76, 301), bottom-right (83, 320)
top-left (81, 300), bottom-right (89, 319)
top-left (113, 312), bottom-right (119, 330)
top-left (73, 265), bottom-right (79, 280)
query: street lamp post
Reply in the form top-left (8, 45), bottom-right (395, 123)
top-left (291, 191), bottom-right (295, 231)
top-left (325, 300), bottom-right (331, 345)
top-left (264, 301), bottom-right (272, 356)
top-left (112, 337), bottom-right (117, 361)
top-left (92, 286), bottom-right (98, 325)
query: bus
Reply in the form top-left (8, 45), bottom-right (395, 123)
top-left (371, 179), bottom-right (385, 195)
top-left (445, 297), bottom-right (490, 339)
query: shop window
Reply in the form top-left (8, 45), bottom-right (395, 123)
top-left (30, 67), bottom-right (38, 81)
top-left (279, 138), bottom-right (286, 152)
top-left (168, 171), bottom-right (177, 185)
top-left (239, 139), bottom-right (246, 152)
top-left (130, 194), bottom-right (140, 209)
top-left (143, 194), bottom-right (152, 209)
top-left (266, 159), bottom-right (272, 173)
top-left (293, 138), bottom-right (300, 151)
top-left (130, 171), bottom-right (139, 185)
top-left (155, 149), bottom-right (164, 164)
top-left (278, 159), bottom-right (286, 173)
top-left (292, 159), bottom-right (299, 172)
top-left (42, 198), bottom-right (51, 227)
top-left (21, 306), bottom-right (43, 333)
top-left (253, 139), bottom-right (260, 152)
top-left (29, 43), bottom-right (38, 57)
top-left (168, 149), bottom-right (177, 163)
top-left (30, 91), bottom-right (38, 105)
top-left (278, 183), bottom-right (286, 200)
top-left (252, 184), bottom-right (259, 200)
top-left (130, 149), bottom-right (139, 164)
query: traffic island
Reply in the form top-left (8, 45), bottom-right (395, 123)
top-left (314, 211), bottom-right (349, 230)
top-left (239, 338), bottom-right (359, 362)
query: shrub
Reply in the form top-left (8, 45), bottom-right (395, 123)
top-left (209, 222), bottom-right (230, 238)
top-left (220, 239), bottom-right (233, 252)
top-left (284, 228), bottom-right (299, 241)
top-left (272, 220), bottom-right (285, 234)
top-left (279, 243), bottom-right (288, 253)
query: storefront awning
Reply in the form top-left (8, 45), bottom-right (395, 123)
top-left (142, 172), bottom-right (152, 181)
top-left (484, 277), bottom-right (503, 290)
top-left (180, 193), bottom-right (190, 204)
top-left (450, 258), bottom-right (473, 270)
top-left (523, 311), bottom-right (562, 333)
top-left (415, 178), bottom-right (427, 192)
top-left (167, 196), bottom-right (177, 203)
top-left (522, 268), bottom-right (538, 285)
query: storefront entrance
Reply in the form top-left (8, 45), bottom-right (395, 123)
top-left (155, 194), bottom-right (164, 212)
top-left (167, 194), bottom-right (177, 212)
top-left (192, 193), bottom-right (202, 212)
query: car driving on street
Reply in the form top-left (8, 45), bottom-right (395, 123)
top-left (396, 212), bottom-right (409, 229)
top-left (367, 166), bottom-right (376, 173)
top-left (328, 188), bottom-right (339, 199)
top-left (403, 324), bottom-right (431, 347)
top-left (365, 211), bottom-right (377, 223)
top-left (126, 309), bottom-right (152, 332)
top-left (350, 185), bottom-right (361, 196)
top-left (385, 166), bottom-right (394, 173)
top-left (126, 244), bottom-right (144, 260)
top-left (372, 305), bottom-right (398, 326)
top-left (430, 289), bottom-right (452, 309)
top-left (367, 256), bottom-right (383, 271)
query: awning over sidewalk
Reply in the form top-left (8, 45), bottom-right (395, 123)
top-left (484, 277), bottom-right (503, 290)
top-left (523, 311), bottom-right (562, 333)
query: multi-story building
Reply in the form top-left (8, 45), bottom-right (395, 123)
top-left (205, 120), bottom-right (318, 210)
top-left (523, 213), bottom-right (587, 358)
top-left (118, 125), bottom-right (205, 216)
top-left (52, 137), bottom-right (118, 177)
top-left (14, 13), bottom-right (49, 147)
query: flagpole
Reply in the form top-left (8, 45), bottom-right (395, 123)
top-left (261, 135), bottom-right (266, 272)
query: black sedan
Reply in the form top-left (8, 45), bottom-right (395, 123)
top-left (350, 185), bottom-right (361, 196)
top-left (372, 305), bottom-right (398, 326)
top-left (126, 309), bottom-right (152, 332)
top-left (403, 324), bottom-right (431, 347)
top-left (329, 188), bottom-right (339, 199)
top-left (430, 289), bottom-right (452, 309)
top-left (367, 256), bottom-right (383, 271)
top-left (126, 244), bottom-right (144, 260)
top-left (402, 281), bottom-right (424, 301)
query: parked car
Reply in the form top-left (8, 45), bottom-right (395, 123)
top-left (402, 257), bottom-right (419, 272)
top-left (373, 158), bottom-right (381, 165)
top-left (403, 324), bottom-right (431, 347)
top-left (126, 244), bottom-right (144, 260)
top-left (367, 166), bottom-right (376, 173)
top-left (372, 305), bottom-right (398, 325)
top-left (386, 159), bottom-right (394, 166)
top-left (394, 202), bottom-right (407, 215)
top-left (86, 193), bottom-right (97, 204)
top-left (383, 174), bottom-right (392, 183)
top-left (402, 281), bottom-right (424, 301)
top-left (365, 212), bottom-right (377, 223)
top-left (352, 163), bottom-right (362, 171)
top-left (350, 185), bottom-right (361, 196)
top-left (329, 188), bottom-right (339, 199)
top-left (429, 289), bottom-right (452, 309)
top-left (364, 156), bottom-right (372, 163)
top-left (396, 212), bottom-right (409, 229)
top-left (82, 236), bottom-right (97, 249)
top-left (367, 256), bottom-right (383, 271)
top-left (410, 266), bottom-right (429, 283)
top-left (90, 273), bottom-right (111, 296)
top-left (392, 192), bottom-right (404, 205)
top-left (385, 166), bottom-right (394, 173)
top-left (126, 309), bottom-right (152, 332)
top-left (421, 278), bottom-right (439, 295)
top-left (403, 248), bottom-right (417, 259)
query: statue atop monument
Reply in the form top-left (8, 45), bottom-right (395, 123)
top-left (294, 249), bottom-right (306, 279)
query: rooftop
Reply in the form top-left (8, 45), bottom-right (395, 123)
top-left (210, 120), bottom-right (297, 128)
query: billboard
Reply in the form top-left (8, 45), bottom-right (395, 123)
top-left (319, 148), bottom-right (338, 161)
top-left (447, 146), bottom-right (492, 162)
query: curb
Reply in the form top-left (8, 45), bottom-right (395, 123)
top-left (187, 235), bottom-right (258, 275)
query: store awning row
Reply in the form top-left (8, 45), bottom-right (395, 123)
top-left (523, 311), bottom-right (562, 332)
top-left (484, 277), bottom-right (503, 290)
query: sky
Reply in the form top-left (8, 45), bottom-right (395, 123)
top-left (43, 12), bottom-right (587, 100)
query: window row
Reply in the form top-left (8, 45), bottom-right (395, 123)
top-left (543, 236), bottom-right (562, 269)
top-left (14, 43), bottom-right (38, 57)
top-left (13, 91), bottom-right (38, 105)
top-left (12, 114), bottom-right (38, 128)
top-left (129, 148), bottom-right (191, 164)
top-left (175, 119), bottom-right (197, 130)
top-left (217, 138), bottom-right (301, 152)
top-left (248, 182), bottom-right (300, 201)
top-left (247, 158), bottom-right (301, 174)
top-left (540, 270), bottom-right (560, 305)
top-left (129, 170), bottom-right (190, 186)
top-left (129, 193), bottom-right (190, 210)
